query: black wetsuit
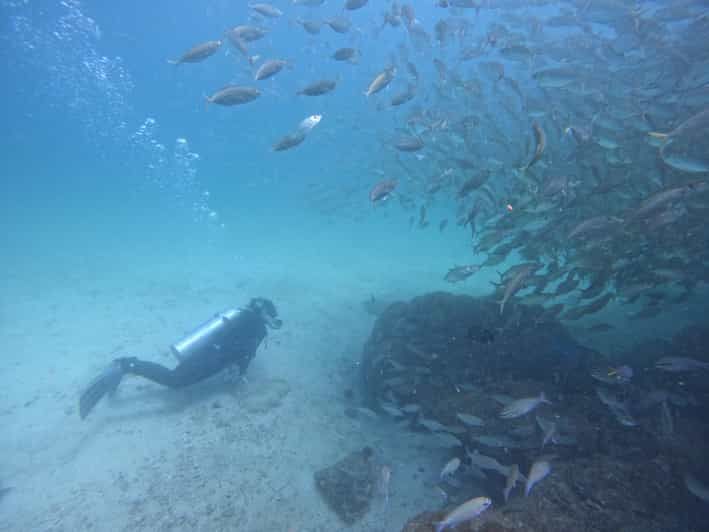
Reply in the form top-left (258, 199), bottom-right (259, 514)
top-left (116, 307), bottom-right (267, 388)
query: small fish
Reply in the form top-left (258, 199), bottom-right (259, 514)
top-left (473, 435), bottom-right (523, 449)
top-left (684, 473), bottom-right (709, 503)
top-left (295, 19), bottom-right (322, 34)
top-left (369, 178), bottom-right (398, 203)
top-left (249, 3), bottom-right (283, 17)
top-left (355, 407), bottom-right (379, 419)
top-left (332, 47), bottom-right (359, 63)
top-left (297, 79), bottom-right (337, 96)
top-left (380, 402), bottom-right (405, 417)
top-left (596, 387), bottom-right (637, 427)
top-left (272, 131), bottom-right (306, 151)
top-left (206, 85), bottom-right (260, 106)
top-left (522, 121), bottom-right (546, 170)
top-left (345, 0), bottom-right (368, 9)
top-left (433, 432), bottom-right (464, 448)
top-left (391, 85), bottom-right (416, 106)
top-left (418, 417), bottom-right (449, 432)
top-left (168, 40), bottom-right (222, 65)
top-left (503, 464), bottom-right (520, 502)
top-left (535, 415), bottom-right (557, 449)
top-left (525, 459), bottom-right (551, 496)
top-left (226, 25), bottom-right (268, 43)
top-left (444, 265), bottom-right (481, 283)
top-left (401, 403), bottom-right (421, 414)
top-left (435, 496), bottom-right (492, 532)
top-left (500, 392), bottom-right (550, 419)
top-left (325, 15), bottom-right (351, 33)
top-left (655, 357), bottom-right (709, 372)
top-left (418, 205), bottom-right (428, 229)
top-left (532, 67), bottom-right (576, 88)
top-left (394, 135), bottom-right (424, 152)
top-left (466, 449), bottom-right (510, 476)
top-left (254, 59), bottom-right (287, 81)
top-left (366, 67), bottom-right (396, 96)
top-left (456, 413), bottom-right (484, 427)
top-left (380, 465), bottom-right (392, 504)
top-left (440, 457), bottom-right (461, 480)
top-left (499, 263), bottom-right (538, 315)
top-left (297, 114), bottom-right (322, 133)
top-left (590, 365), bottom-right (633, 385)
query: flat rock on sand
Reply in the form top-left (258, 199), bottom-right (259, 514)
top-left (240, 378), bottom-right (290, 414)
top-left (314, 447), bottom-right (378, 525)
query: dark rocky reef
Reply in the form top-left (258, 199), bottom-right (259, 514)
top-left (354, 292), bottom-right (709, 532)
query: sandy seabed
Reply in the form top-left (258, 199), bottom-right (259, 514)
top-left (0, 226), bottom-right (477, 532)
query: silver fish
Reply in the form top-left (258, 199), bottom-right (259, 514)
top-left (685, 473), bottom-right (709, 503)
top-left (345, 0), bottom-right (368, 9)
top-left (168, 40), bottom-right (222, 65)
top-left (466, 449), bottom-right (511, 476)
top-left (440, 457), bottom-right (461, 480)
top-left (297, 79), bottom-right (337, 96)
top-left (655, 356), bottom-right (709, 372)
top-left (380, 402), bottom-right (405, 417)
top-left (206, 85), bottom-right (260, 106)
top-left (456, 413), bottom-right (484, 427)
top-left (535, 415), bottom-right (557, 449)
top-left (249, 3), bottom-right (283, 17)
top-left (500, 392), bottom-right (550, 419)
top-left (445, 265), bottom-right (481, 283)
top-left (522, 121), bottom-right (546, 170)
top-left (532, 67), bottom-right (576, 88)
top-left (401, 403), bottom-right (421, 414)
top-left (432, 432), bottom-right (463, 448)
top-left (435, 496), bottom-right (492, 532)
top-left (596, 387), bottom-right (638, 427)
top-left (366, 67), bottom-right (396, 97)
top-left (525, 459), bottom-right (551, 496)
top-left (325, 16), bottom-right (351, 33)
top-left (254, 59), bottom-right (287, 81)
top-left (474, 435), bottom-right (522, 449)
top-left (499, 263), bottom-right (538, 315)
top-left (418, 417), bottom-right (448, 432)
top-left (503, 464), bottom-right (520, 502)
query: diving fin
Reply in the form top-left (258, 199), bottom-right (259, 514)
top-left (79, 361), bottom-right (125, 420)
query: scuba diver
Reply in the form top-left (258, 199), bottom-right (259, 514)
top-left (79, 297), bottom-right (282, 419)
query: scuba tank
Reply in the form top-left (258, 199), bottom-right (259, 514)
top-left (170, 308), bottom-right (242, 361)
